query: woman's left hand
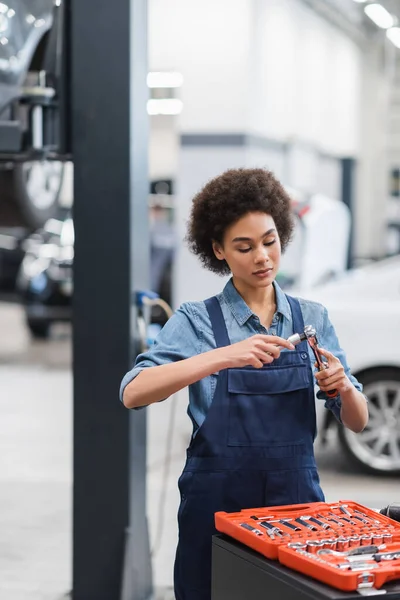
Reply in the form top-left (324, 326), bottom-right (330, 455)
top-left (314, 347), bottom-right (353, 395)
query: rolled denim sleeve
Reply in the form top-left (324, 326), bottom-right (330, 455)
top-left (316, 306), bottom-right (363, 422)
top-left (119, 302), bottom-right (202, 404)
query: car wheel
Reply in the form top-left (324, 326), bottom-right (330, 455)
top-left (27, 318), bottom-right (51, 340)
top-left (338, 367), bottom-right (400, 475)
top-left (0, 161), bottom-right (65, 230)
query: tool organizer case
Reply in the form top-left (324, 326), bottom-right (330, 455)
top-left (215, 500), bottom-right (400, 593)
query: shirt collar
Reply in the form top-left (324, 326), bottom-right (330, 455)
top-left (222, 278), bottom-right (292, 326)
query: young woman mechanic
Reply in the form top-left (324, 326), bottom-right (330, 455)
top-left (120, 168), bottom-right (368, 600)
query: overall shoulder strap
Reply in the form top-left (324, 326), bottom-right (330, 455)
top-left (204, 297), bottom-right (231, 348)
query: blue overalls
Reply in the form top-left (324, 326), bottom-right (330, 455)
top-left (174, 294), bottom-right (325, 600)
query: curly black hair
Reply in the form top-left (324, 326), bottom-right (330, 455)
top-left (186, 168), bottom-right (294, 275)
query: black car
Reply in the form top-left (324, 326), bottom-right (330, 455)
top-left (17, 209), bottom-right (72, 337)
top-left (0, 0), bottom-right (66, 230)
top-left (17, 210), bottom-right (174, 338)
top-left (0, 227), bottom-right (27, 293)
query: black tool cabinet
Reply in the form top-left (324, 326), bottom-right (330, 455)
top-left (212, 534), bottom-right (400, 600)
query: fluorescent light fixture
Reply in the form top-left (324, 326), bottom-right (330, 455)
top-left (147, 98), bottom-right (183, 116)
top-left (364, 3), bottom-right (394, 29)
top-left (387, 26), bottom-right (400, 48)
top-left (147, 71), bottom-right (183, 88)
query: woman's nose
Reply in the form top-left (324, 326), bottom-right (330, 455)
top-left (254, 246), bottom-right (270, 262)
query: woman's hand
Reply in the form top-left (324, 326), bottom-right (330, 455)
top-left (314, 347), bottom-right (353, 394)
top-left (222, 334), bottom-right (295, 369)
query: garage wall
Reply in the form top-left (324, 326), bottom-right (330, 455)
top-left (148, 0), bottom-right (366, 305)
top-left (247, 0), bottom-right (361, 156)
top-left (149, 0), bottom-right (361, 154)
top-left (149, 115), bottom-right (179, 181)
top-left (149, 0), bottom-right (252, 133)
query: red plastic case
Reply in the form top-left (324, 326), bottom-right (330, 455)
top-left (215, 500), bottom-right (400, 592)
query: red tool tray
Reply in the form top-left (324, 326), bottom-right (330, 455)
top-left (215, 500), bottom-right (400, 592)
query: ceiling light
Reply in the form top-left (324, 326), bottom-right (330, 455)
top-left (147, 99), bottom-right (183, 116)
top-left (364, 3), bottom-right (394, 29)
top-left (352, 0), bottom-right (367, 3)
top-left (147, 72), bottom-right (183, 88)
top-left (387, 26), bottom-right (400, 48)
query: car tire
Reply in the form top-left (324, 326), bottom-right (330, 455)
top-left (0, 161), bottom-right (64, 230)
top-left (338, 367), bottom-right (400, 475)
top-left (27, 318), bottom-right (51, 340)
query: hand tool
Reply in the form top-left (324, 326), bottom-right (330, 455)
top-left (348, 553), bottom-right (400, 564)
top-left (286, 331), bottom-right (308, 345)
top-left (250, 515), bottom-right (298, 532)
top-left (319, 550), bottom-right (400, 563)
top-left (360, 534), bottom-right (373, 546)
top-left (295, 516), bottom-right (318, 531)
top-left (328, 512), bottom-right (353, 527)
top-left (323, 512), bottom-right (345, 526)
top-left (303, 325), bottom-right (338, 398)
top-left (349, 535), bottom-right (361, 547)
top-left (352, 514), bottom-right (371, 525)
top-left (295, 547), bottom-right (398, 573)
top-left (288, 326), bottom-right (338, 397)
top-left (336, 537), bottom-right (350, 552)
top-left (321, 539), bottom-right (337, 550)
top-left (305, 515), bottom-right (333, 530)
top-left (264, 528), bottom-right (277, 540)
top-left (338, 563), bottom-right (381, 571)
top-left (278, 519), bottom-right (302, 532)
top-left (259, 521), bottom-right (284, 538)
top-left (354, 509), bottom-right (382, 525)
top-left (335, 515), bottom-right (358, 526)
top-left (318, 545), bottom-right (380, 557)
top-left (375, 553), bottom-right (400, 562)
top-left (295, 548), bottom-right (342, 568)
top-left (372, 533), bottom-right (384, 545)
top-left (334, 505), bottom-right (370, 526)
top-left (240, 522), bottom-right (263, 536)
top-left (317, 512), bottom-right (345, 527)
top-left (250, 515), bottom-right (291, 535)
top-left (338, 504), bottom-right (353, 517)
top-left (307, 540), bottom-right (325, 554)
top-left (288, 542), bottom-right (307, 550)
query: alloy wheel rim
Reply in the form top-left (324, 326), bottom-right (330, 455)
top-left (342, 380), bottom-right (400, 472)
top-left (22, 161), bottom-right (63, 211)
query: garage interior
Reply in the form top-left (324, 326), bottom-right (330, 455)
top-left (0, 1), bottom-right (400, 599)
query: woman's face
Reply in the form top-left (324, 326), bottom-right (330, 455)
top-left (213, 211), bottom-right (281, 289)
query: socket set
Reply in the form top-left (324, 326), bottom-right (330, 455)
top-left (215, 500), bottom-right (400, 592)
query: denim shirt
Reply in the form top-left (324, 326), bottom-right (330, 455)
top-left (120, 279), bottom-right (362, 432)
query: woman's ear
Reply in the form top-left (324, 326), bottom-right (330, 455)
top-left (212, 241), bottom-right (225, 261)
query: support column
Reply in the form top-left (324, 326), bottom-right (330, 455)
top-left (341, 157), bottom-right (356, 268)
top-left (355, 37), bottom-right (391, 261)
top-left (70, 1), bottom-right (151, 599)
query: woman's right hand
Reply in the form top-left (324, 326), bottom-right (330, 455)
top-left (221, 334), bottom-right (295, 369)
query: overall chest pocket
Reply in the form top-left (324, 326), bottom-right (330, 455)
top-left (227, 364), bottom-right (310, 447)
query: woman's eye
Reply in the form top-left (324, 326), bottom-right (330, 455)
top-left (238, 248), bottom-right (251, 253)
top-left (264, 239), bottom-right (276, 247)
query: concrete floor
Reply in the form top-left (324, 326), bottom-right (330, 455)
top-left (0, 301), bottom-right (399, 600)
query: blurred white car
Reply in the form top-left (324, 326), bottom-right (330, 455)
top-left (296, 256), bottom-right (400, 475)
